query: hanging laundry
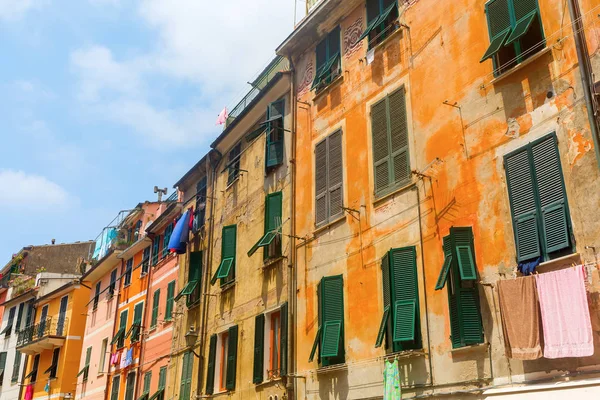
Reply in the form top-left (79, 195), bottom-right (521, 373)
top-left (216, 107), bottom-right (228, 125)
top-left (517, 256), bottom-right (541, 276)
top-left (383, 359), bottom-right (401, 400)
top-left (24, 384), bottom-right (34, 400)
top-left (120, 348), bottom-right (132, 369)
top-left (497, 275), bottom-right (542, 360)
top-left (111, 351), bottom-right (121, 366)
top-left (366, 48), bottom-right (375, 65)
top-left (44, 380), bottom-right (50, 393)
top-left (536, 265), bottom-right (594, 359)
top-left (168, 209), bottom-right (191, 254)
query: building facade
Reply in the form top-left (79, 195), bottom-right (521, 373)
top-left (277, 0), bottom-right (600, 398)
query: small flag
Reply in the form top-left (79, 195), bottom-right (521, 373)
top-left (216, 107), bottom-right (228, 125)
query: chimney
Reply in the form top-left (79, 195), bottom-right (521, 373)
top-left (51, 239), bottom-right (56, 245)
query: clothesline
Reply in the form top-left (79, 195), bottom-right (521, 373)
top-left (481, 261), bottom-right (598, 287)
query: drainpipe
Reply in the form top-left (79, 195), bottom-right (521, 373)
top-left (104, 257), bottom-right (125, 400)
top-left (195, 149), bottom-right (222, 397)
top-left (286, 55), bottom-right (297, 400)
top-left (135, 240), bottom-right (154, 399)
top-left (567, 0), bottom-right (600, 167)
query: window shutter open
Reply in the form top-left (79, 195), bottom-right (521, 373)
top-left (328, 130), bottom-right (343, 220)
top-left (253, 314), bottom-right (265, 384)
top-left (308, 327), bottom-right (321, 362)
top-left (165, 281), bottom-right (175, 319)
top-left (320, 275), bottom-right (344, 363)
top-left (435, 237), bottom-right (452, 290)
top-left (531, 135), bottom-right (570, 254)
top-left (266, 192), bottom-right (283, 232)
top-left (448, 290), bottom-right (462, 348)
top-left (506, 0), bottom-right (540, 45)
top-left (389, 247), bottom-right (420, 350)
top-left (371, 98), bottom-right (390, 195)
top-left (280, 302), bottom-right (288, 376)
top-left (151, 290), bottom-right (160, 328)
top-left (180, 352), bottom-right (192, 400)
top-left (206, 334), bottom-right (217, 395)
top-left (226, 325), bottom-right (238, 390)
top-left (315, 140), bottom-right (328, 225)
top-left (266, 100), bottom-right (284, 168)
top-left (321, 321), bottom-right (342, 357)
top-left (375, 305), bottom-right (390, 348)
top-left (452, 227), bottom-right (478, 281)
top-left (376, 253), bottom-right (392, 348)
top-left (505, 148), bottom-right (542, 262)
top-left (388, 88), bottom-right (410, 186)
top-left (481, 0), bottom-right (512, 62)
top-left (221, 225), bottom-right (237, 284)
top-left (459, 288), bottom-right (484, 345)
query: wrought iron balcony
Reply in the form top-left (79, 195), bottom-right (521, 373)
top-left (16, 316), bottom-right (68, 354)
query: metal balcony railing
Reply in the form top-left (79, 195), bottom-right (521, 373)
top-left (16, 316), bottom-right (68, 348)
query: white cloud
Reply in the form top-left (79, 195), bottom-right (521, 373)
top-left (0, 0), bottom-right (45, 20)
top-left (70, 0), bottom-right (294, 148)
top-left (0, 170), bottom-right (73, 209)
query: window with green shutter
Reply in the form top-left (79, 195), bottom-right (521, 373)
top-left (179, 352), bottom-right (193, 400)
top-left (151, 289), bottom-right (160, 328)
top-left (165, 281), bottom-right (175, 320)
top-left (371, 87), bottom-right (410, 197)
top-left (158, 366), bottom-right (167, 389)
top-left (0, 352), bottom-right (7, 383)
top-left (212, 225), bottom-right (236, 286)
top-left (129, 301), bottom-right (144, 343)
top-left (359, 0), bottom-right (399, 49)
top-left (280, 302), bottom-right (288, 376)
top-left (480, 0), bottom-right (545, 76)
top-left (374, 247), bottom-right (422, 351)
top-left (93, 282), bottom-right (101, 310)
top-left (124, 258), bottom-right (133, 287)
top-left (112, 309), bottom-right (128, 348)
top-left (225, 325), bottom-right (238, 391)
top-left (175, 251), bottom-right (202, 306)
top-left (152, 236), bottom-right (161, 266)
top-left (311, 27), bottom-right (341, 92)
top-left (309, 275), bottom-right (344, 366)
top-left (11, 351), bottom-right (21, 383)
top-left (315, 130), bottom-right (344, 226)
top-left (252, 314), bottom-right (265, 384)
top-left (266, 99), bottom-right (285, 169)
top-left (143, 371), bottom-right (152, 395)
top-left (227, 143), bottom-right (242, 185)
top-left (124, 371), bottom-right (136, 400)
top-left (110, 376), bottom-right (121, 400)
top-left (248, 192), bottom-right (283, 259)
top-left (504, 133), bottom-right (573, 263)
top-left (205, 334), bottom-right (217, 395)
top-left (435, 227), bottom-right (484, 348)
top-left (162, 223), bottom-right (174, 258)
top-left (142, 247), bottom-right (151, 275)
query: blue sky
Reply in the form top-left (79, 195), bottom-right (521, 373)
top-left (0, 0), bottom-right (297, 262)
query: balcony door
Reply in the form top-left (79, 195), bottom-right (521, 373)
top-left (57, 296), bottom-right (68, 336)
top-left (38, 305), bottom-right (48, 338)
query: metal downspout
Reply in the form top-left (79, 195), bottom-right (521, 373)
top-left (567, 0), bottom-right (600, 167)
top-left (196, 149), bottom-right (222, 397)
top-left (287, 56), bottom-right (297, 400)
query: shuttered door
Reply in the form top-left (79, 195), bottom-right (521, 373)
top-left (265, 192), bottom-right (283, 258)
top-left (253, 314), bottom-right (265, 384)
top-left (505, 147), bottom-right (542, 262)
top-left (225, 325), bottom-right (238, 390)
top-left (531, 135), bottom-right (570, 254)
top-left (389, 247), bottom-right (421, 351)
top-left (180, 352), bottom-right (193, 400)
top-left (110, 376), bottom-right (120, 400)
top-left (459, 289), bottom-right (484, 345)
top-left (388, 88), bottom-right (410, 186)
top-left (320, 275), bottom-right (344, 366)
top-left (328, 130), bottom-right (343, 220)
top-left (280, 302), bottom-right (288, 376)
top-left (371, 98), bottom-right (390, 195)
top-left (205, 334), bottom-right (217, 395)
top-left (315, 139), bottom-right (328, 225)
top-left (221, 225), bottom-right (237, 284)
top-left (266, 100), bottom-right (284, 168)
top-left (124, 372), bottom-right (135, 400)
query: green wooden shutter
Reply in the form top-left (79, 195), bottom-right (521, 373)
top-left (448, 289), bottom-right (462, 348)
top-left (389, 247), bottom-right (420, 350)
top-left (143, 371), bottom-right (152, 394)
top-left (125, 372), bottom-right (135, 400)
top-left (118, 310), bottom-right (128, 348)
top-left (264, 192), bottom-right (283, 259)
top-left (452, 227), bottom-right (478, 281)
top-left (221, 225), bottom-right (237, 284)
top-left (280, 302), bottom-right (288, 376)
top-left (110, 376), bottom-right (120, 400)
top-left (132, 302), bottom-right (144, 342)
top-left (158, 366), bottom-right (167, 389)
top-left (253, 314), bottom-right (265, 384)
top-left (308, 327), bottom-right (321, 362)
top-left (189, 251), bottom-right (202, 282)
top-left (266, 100), bottom-right (285, 168)
top-left (165, 281), bottom-right (175, 319)
top-left (375, 253), bottom-right (392, 348)
top-left (225, 325), bottom-right (238, 391)
top-left (84, 347), bottom-right (92, 380)
top-left (151, 289), bottom-right (160, 328)
top-left (505, 147), bottom-right (542, 262)
top-left (179, 352), bottom-right (192, 400)
top-left (388, 88), bottom-right (410, 186)
top-left (205, 334), bottom-right (217, 395)
top-left (320, 275), bottom-right (344, 365)
top-left (531, 135), bottom-right (571, 254)
top-left (481, 0), bottom-right (512, 62)
top-left (435, 237), bottom-right (453, 290)
top-left (372, 98), bottom-right (391, 195)
top-left (315, 139), bottom-right (328, 225)
top-left (506, 0), bottom-right (540, 45)
top-left (459, 288), bottom-right (484, 345)
top-left (328, 130), bottom-right (343, 220)
top-left (0, 352), bottom-right (7, 379)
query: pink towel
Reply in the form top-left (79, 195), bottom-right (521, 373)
top-left (536, 265), bottom-right (594, 358)
top-left (25, 384), bottom-right (34, 400)
top-left (215, 107), bottom-right (228, 125)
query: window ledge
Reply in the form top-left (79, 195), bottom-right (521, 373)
top-left (263, 256), bottom-right (286, 269)
top-left (313, 215), bottom-right (346, 236)
top-left (255, 377), bottom-right (282, 387)
top-left (538, 252), bottom-right (581, 270)
top-left (316, 363), bottom-right (347, 374)
top-left (450, 342), bottom-right (489, 355)
top-left (220, 282), bottom-right (236, 294)
top-left (490, 47), bottom-right (552, 85)
top-left (373, 180), bottom-right (416, 207)
top-left (313, 75), bottom-right (344, 102)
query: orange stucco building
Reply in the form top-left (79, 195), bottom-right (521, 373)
top-left (277, 0), bottom-right (600, 398)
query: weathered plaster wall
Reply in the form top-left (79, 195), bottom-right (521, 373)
top-left (291, 0), bottom-right (600, 398)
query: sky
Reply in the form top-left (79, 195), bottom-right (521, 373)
top-left (0, 0), bottom-right (300, 262)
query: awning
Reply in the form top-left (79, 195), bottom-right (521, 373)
top-left (148, 388), bottom-right (164, 400)
top-left (168, 210), bottom-right (191, 255)
top-left (174, 280), bottom-right (198, 301)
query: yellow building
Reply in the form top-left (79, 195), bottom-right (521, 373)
top-left (18, 280), bottom-right (89, 400)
